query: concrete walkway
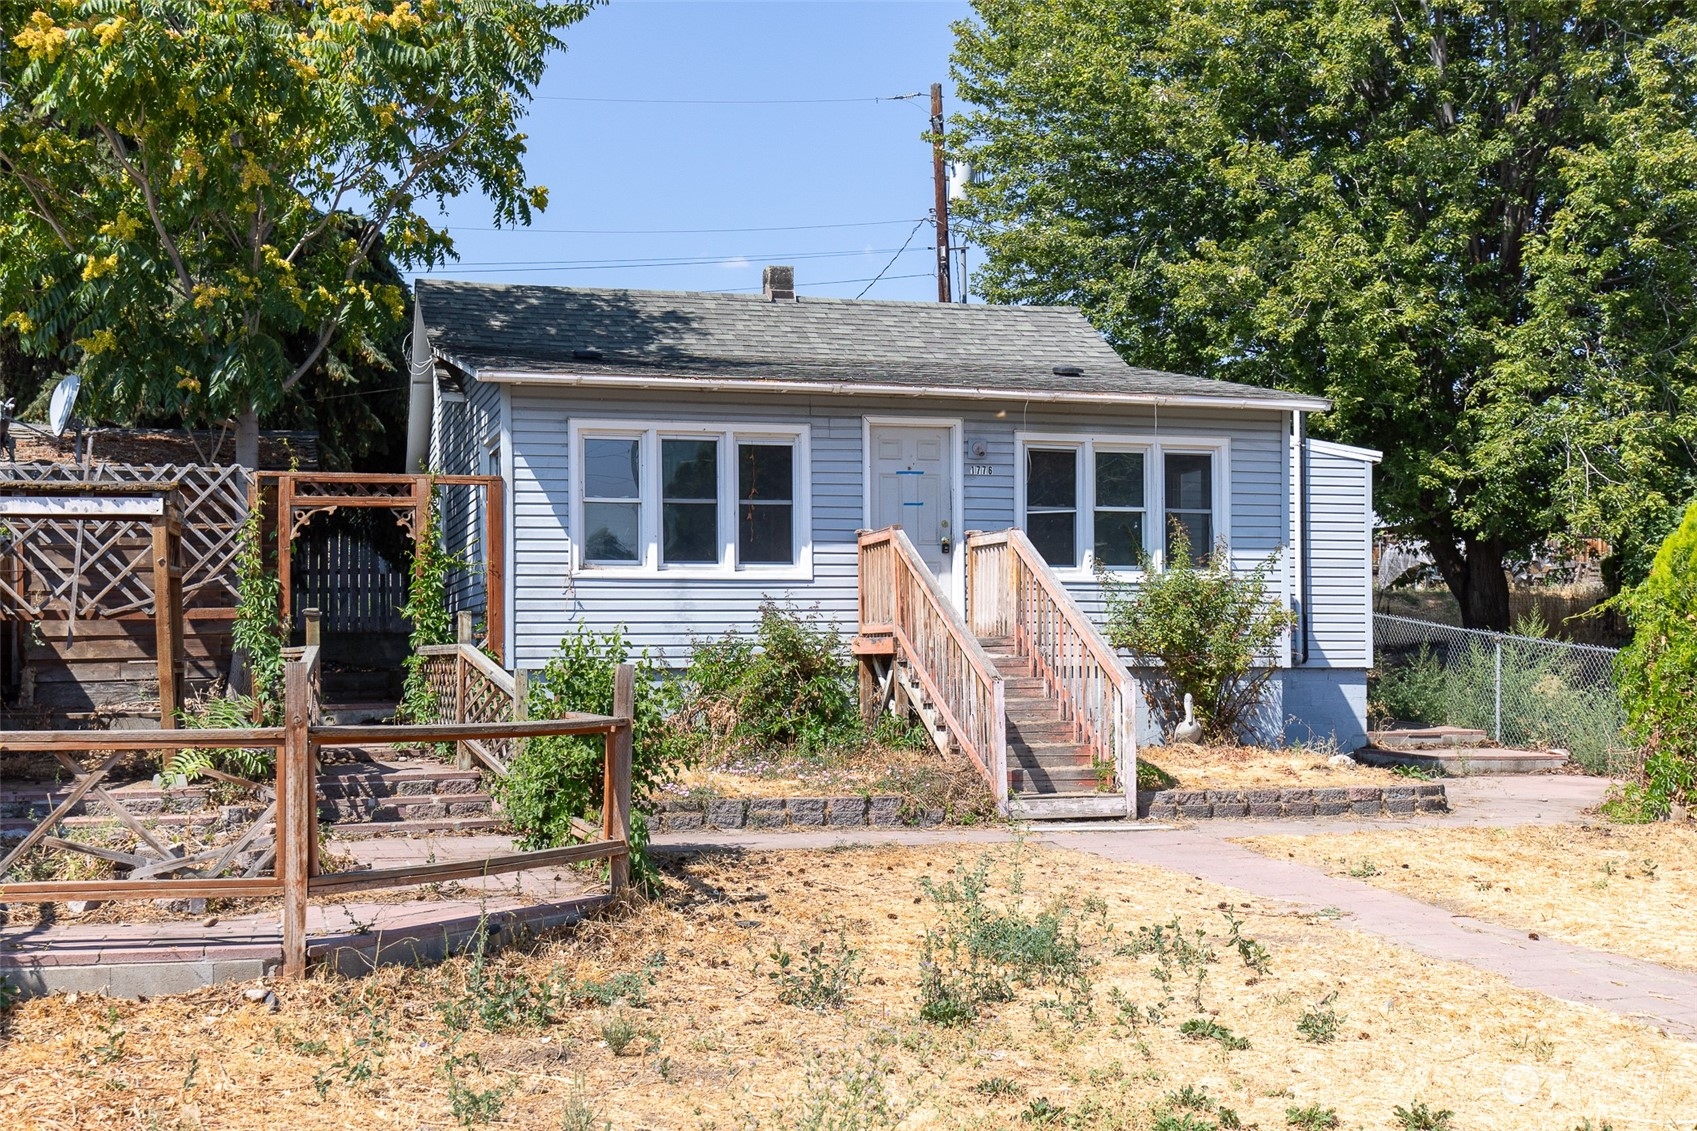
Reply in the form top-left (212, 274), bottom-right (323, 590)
top-left (0, 834), bottom-right (600, 997)
top-left (655, 774), bottom-right (1697, 1039)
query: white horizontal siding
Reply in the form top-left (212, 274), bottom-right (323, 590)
top-left (1304, 444), bottom-right (1372, 668)
top-left (489, 386), bottom-right (1294, 668)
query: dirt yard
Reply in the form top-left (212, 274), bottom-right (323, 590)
top-left (2, 842), bottom-right (1691, 1129)
top-left (1138, 743), bottom-right (1409, 792)
top-left (1241, 823), bottom-right (1697, 973)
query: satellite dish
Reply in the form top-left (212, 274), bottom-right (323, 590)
top-left (48, 372), bottom-right (81, 437)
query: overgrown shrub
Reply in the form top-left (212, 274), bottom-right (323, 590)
top-left (1612, 499), bottom-right (1697, 818)
top-left (495, 627), bottom-right (690, 889)
top-left (1099, 524), bottom-right (1295, 741)
top-left (685, 601), bottom-right (860, 750)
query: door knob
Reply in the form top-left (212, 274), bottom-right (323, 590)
top-left (941, 537), bottom-right (953, 555)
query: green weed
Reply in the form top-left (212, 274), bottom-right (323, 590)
top-left (1392, 1100), bottom-right (1455, 1130)
top-left (1296, 995), bottom-right (1344, 1044)
top-left (1178, 1017), bottom-right (1249, 1051)
top-left (769, 931), bottom-right (860, 1010)
top-left (1285, 1105), bottom-right (1341, 1130)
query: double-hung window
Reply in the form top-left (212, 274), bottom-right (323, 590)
top-left (574, 422), bottom-right (810, 573)
top-left (1017, 434), bottom-right (1225, 571)
top-left (1024, 447), bottom-right (1080, 568)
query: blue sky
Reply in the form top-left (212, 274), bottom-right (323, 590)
top-left (419, 1), bottom-right (977, 301)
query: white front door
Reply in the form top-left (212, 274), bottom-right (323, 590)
top-left (869, 423), bottom-right (955, 581)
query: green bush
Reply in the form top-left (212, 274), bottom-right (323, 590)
top-left (1099, 524), bottom-right (1295, 741)
top-left (494, 627), bottom-right (690, 889)
top-left (685, 601), bottom-right (860, 750)
top-left (1613, 499), bottom-right (1697, 818)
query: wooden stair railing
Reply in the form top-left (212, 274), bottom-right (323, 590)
top-left (857, 527), bottom-right (1008, 811)
top-left (966, 529), bottom-right (1137, 812)
top-left (413, 643), bottom-right (520, 775)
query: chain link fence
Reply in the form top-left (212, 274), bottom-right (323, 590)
top-left (1372, 614), bottom-right (1635, 776)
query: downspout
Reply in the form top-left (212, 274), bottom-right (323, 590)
top-left (404, 299), bottom-right (434, 473)
top-left (1296, 411), bottom-right (1311, 665)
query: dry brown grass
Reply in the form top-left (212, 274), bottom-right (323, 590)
top-left (5, 843), bottom-right (1693, 1128)
top-left (674, 739), bottom-right (993, 820)
top-left (1140, 743), bottom-right (1406, 791)
top-left (1241, 823), bottom-right (1697, 973)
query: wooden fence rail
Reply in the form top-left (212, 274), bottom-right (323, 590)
top-left (0, 648), bottom-right (635, 978)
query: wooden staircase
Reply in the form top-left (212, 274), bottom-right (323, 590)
top-left (980, 637), bottom-right (1101, 795)
top-left (857, 527), bottom-right (1136, 821)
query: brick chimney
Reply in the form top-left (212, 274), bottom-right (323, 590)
top-left (762, 264), bottom-right (796, 302)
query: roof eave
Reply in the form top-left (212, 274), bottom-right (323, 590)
top-left (457, 364), bottom-right (1332, 414)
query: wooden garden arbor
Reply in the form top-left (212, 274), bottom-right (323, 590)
top-left (258, 472), bottom-right (506, 663)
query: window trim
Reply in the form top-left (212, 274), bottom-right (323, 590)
top-left (568, 419), bottom-right (812, 578)
top-left (1014, 431), bottom-right (1230, 578)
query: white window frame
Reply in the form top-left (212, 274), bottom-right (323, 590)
top-left (1014, 431), bottom-right (1231, 578)
top-left (568, 419), bottom-right (812, 579)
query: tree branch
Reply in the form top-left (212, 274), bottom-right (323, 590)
top-left (96, 123), bottom-right (194, 297)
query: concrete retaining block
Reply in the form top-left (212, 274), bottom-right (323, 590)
top-left (746, 799), bottom-right (788, 829)
top-left (705, 798), bottom-right (746, 829)
top-left (1136, 783), bottom-right (1449, 822)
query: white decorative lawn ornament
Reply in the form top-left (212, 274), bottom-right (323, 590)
top-left (1174, 692), bottom-right (1204, 744)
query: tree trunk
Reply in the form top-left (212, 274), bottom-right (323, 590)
top-left (234, 404), bottom-right (259, 469)
top-left (1429, 534), bottom-right (1512, 631)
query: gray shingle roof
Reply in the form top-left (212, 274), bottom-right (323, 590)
top-left (416, 279), bottom-right (1326, 409)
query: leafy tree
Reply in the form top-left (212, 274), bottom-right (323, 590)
top-left (1612, 499), bottom-right (1697, 819)
top-left (950, 1), bottom-right (1697, 627)
top-left (0, 0), bottom-right (594, 466)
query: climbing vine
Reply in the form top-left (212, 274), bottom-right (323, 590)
top-left (399, 484), bottom-right (461, 722)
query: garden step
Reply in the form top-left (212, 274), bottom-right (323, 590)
top-left (315, 792), bottom-right (495, 823)
top-left (317, 765), bottom-right (483, 799)
top-left (0, 784), bottom-right (216, 820)
top-left (1008, 739), bottom-right (1094, 764)
top-left (1, 811), bottom-right (220, 841)
top-left (1008, 765), bottom-right (1102, 792)
top-left (1005, 793), bottom-right (1131, 820)
top-left (1005, 718), bottom-right (1080, 745)
top-left (326, 815), bottom-right (505, 839)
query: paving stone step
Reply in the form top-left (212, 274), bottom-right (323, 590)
top-left (316, 793), bottom-right (495, 823)
top-left (327, 816), bottom-right (505, 839)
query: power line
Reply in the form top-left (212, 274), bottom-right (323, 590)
top-left (449, 218), bottom-right (923, 236)
top-left (857, 218), bottom-right (930, 299)
top-left (417, 246), bottom-right (930, 275)
top-left (534, 92), bottom-right (924, 106)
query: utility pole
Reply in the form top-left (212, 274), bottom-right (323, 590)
top-left (930, 82), bottom-right (951, 304)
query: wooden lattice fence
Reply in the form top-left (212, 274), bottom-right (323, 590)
top-left (0, 463), bottom-right (250, 620)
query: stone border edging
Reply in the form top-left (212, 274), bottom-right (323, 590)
top-left (647, 783), bottom-right (1449, 830)
top-left (646, 796), bottom-right (947, 832)
top-left (1139, 783), bottom-right (1448, 820)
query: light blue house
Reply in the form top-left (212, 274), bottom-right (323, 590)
top-left (409, 268), bottom-right (1378, 813)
